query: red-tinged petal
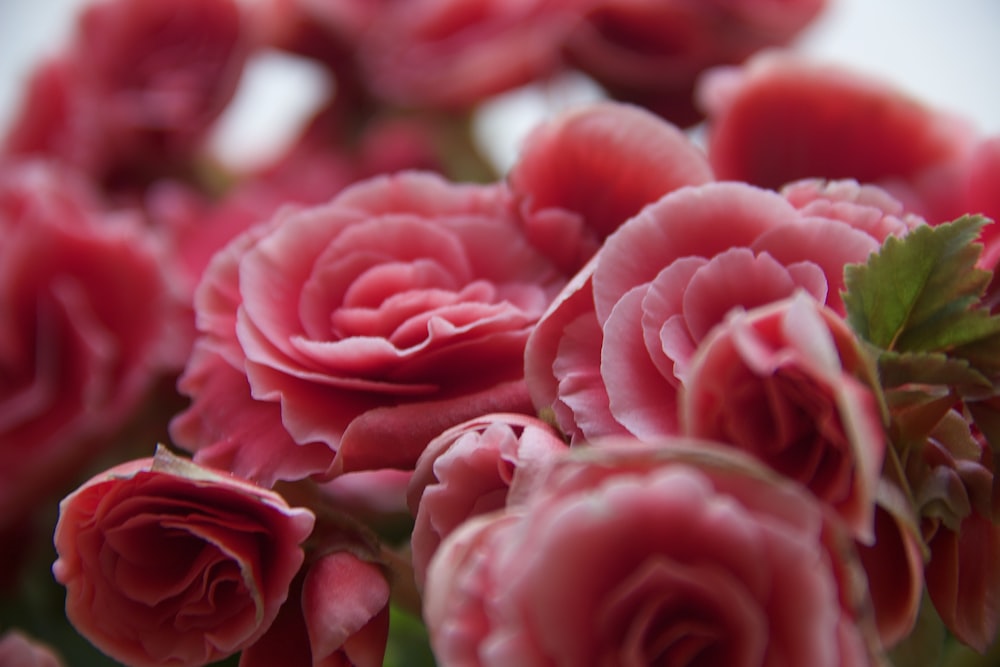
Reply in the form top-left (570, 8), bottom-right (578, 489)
top-left (699, 53), bottom-right (976, 190)
top-left (602, 286), bottom-right (680, 438)
top-left (302, 553), bottom-right (390, 665)
top-left (856, 503), bottom-right (924, 647)
top-left (509, 102), bottom-right (714, 272)
top-left (926, 513), bottom-right (1000, 652)
top-left (334, 379), bottom-right (535, 473)
top-left (170, 343), bottom-right (337, 487)
top-left (239, 577), bottom-right (313, 667)
top-left (752, 218), bottom-right (879, 315)
top-left (682, 248), bottom-right (827, 342)
top-left (553, 312), bottom-right (627, 444)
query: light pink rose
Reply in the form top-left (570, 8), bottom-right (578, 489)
top-left (508, 101), bottom-right (715, 274)
top-left (526, 179), bottom-right (890, 446)
top-left (0, 630), bottom-right (65, 667)
top-left (172, 171), bottom-right (569, 483)
top-left (423, 440), bottom-right (881, 666)
top-left (564, 0), bottom-right (828, 126)
top-left (407, 413), bottom-right (569, 590)
top-left (781, 178), bottom-right (926, 244)
top-left (356, 0), bottom-right (582, 110)
top-left (0, 159), bottom-right (182, 532)
top-left (525, 178), bottom-right (918, 449)
top-left (52, 447), bottom-right (315, 667)
top-left (679, 295), bottom-right (885, 541)
top-left (696, 51), bottom-right (976, 192)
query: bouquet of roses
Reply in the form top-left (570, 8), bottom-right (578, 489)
top-left (2, 0), bottom-right (1000, 665)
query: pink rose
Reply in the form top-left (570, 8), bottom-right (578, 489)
top-left (407, 413), bottom-right (569, 590)
top-left (0, 630), bottom-right (65, 667)
top-left (508, 101), bottom-right (714, 274)
top-left (52, 447), bottom-right (315, 667)
top-left (697, 52), bottom-right (976, 192)
top-left (356, 0), bottom-right (581, 110)
top-left (423, 440), bottom-right (881, 666)
top-left (564, 0), bottom-right (828, 126)
top-left (524, 180), bottom-right (900, 446)
top-left (914, 136), bottom-right (1000, 267)
top-left (679, 295), bottom-right (885, 541)
top-left (0, 160), bottom-right (181, 531)
top-left (172, 171), bottom-right (568, 483)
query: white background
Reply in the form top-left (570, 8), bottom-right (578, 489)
top-left (1, 0), bottom-right (998, 170)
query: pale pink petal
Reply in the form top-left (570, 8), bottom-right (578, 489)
top-left (593, 182), bottom-right (799, 325)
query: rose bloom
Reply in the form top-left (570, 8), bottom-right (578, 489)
top-left (915, 135), bottom-right (1000, 269)
top-left (563, 0), bottom-right (828, 126)
top-left (355, 0), bottom-right (582, 110)
top-left (696, 51), bottom-right (976, 193)
top-left (524, 179), bottom-right (910, 447)
top-left (0, 159), bottom-right (182, 532)
top-left (679, 295), bottom-right (885, 541)
top-left (52, 447), bottom-right (314, 667)
top-left (172, 171), bottom-right (569, 483)
top-left (4, 0), bottom-right (249, 189)
top-left (423, 440), bottom-right (881, 666)
top-left (407, 413), bottom-right (569, 590)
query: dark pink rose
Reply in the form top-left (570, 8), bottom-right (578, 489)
top-left (52, 447), bottom-right (315, 667)
top-left (4, 0), bottom-right (249, 188)
top-left (407, 413), bottom-right (569, 590)
top-left (918, 414), bottom-right (1000, 652)
top-left (2, 56), bottom-right (105, 175)
top-left (914, 136), bottom-right (1000, 267)
top-left (564, 0), bottom-right (828, 126)
top-left (423, 440), bottom-right (881, 666)
top-left (697, 52), bottom-right (976, 191)
top-left (0, 630), bottom-right (65, 667)
top-left (925, 513), bottom-right (1000, 653)
top-left (0, 160), bottom-right (182, 531)
top-left (356, 0), bottom-right (581, 109)
top-left (679, 295), bottom-right (886, 541)
top-left (855, 499), bottom-right (925, 648)
top-left (173, 171), bottom-right (568, 482)
top-left (242, 551), bottom-right (391, 667)
top-left (508, 101), bottom-right (714, 274)
top-left (76, 0), bottom-right (249, 161)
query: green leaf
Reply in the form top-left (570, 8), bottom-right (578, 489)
top-left (843, 215), bottom-right (992, 351)
top-left (878, 350), bottom-right (991, 391)
top-left (384, 605), bottom-right (437, 667)
top-left (950, 330), bottom-right (1000, 379)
